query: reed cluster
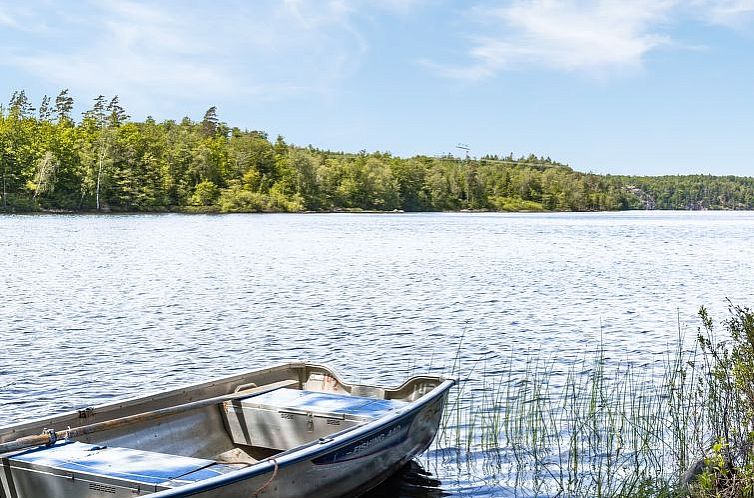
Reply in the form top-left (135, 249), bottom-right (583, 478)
top-left (429, 303), bottom-right (754, 498)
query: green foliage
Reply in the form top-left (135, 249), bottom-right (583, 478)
top-left (217, 182), bottom-right (304, 213)
top-left (618, 176), bottom-right (754, 210)
top-left (190, 180), bottom-right (219, 206)
top-left (1, 90), bottom-right (753, 213)
top-left (690, 304), bottom-right (754, 498)
top-left (218, 184), bottom-right (266, 212)
top-left (489, 196), bottom-right (545, 212)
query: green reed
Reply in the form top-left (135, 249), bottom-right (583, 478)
top-left (431, 334), bottom-right (708, 497)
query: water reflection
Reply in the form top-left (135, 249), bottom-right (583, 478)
top-left (364, 460), bottom-right (447, 497)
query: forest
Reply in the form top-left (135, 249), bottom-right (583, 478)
top-left (2, 90), bottom-right (753, 213)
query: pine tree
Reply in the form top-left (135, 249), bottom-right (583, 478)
top-left (201, 106), bottom-right (219, 137)
top-left (54, 89), bottom-right (74, 123)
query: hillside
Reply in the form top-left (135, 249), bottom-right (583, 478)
top-left (2, 91), bottom-right (753, 213)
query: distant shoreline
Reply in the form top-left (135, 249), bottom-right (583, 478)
top-left (4, 207), bottom-right (753, 216)
top-left (3, 90), bottom-right (753, 215)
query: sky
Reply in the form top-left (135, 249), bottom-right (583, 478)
top-left (1, 0), bottom-right (754, 176)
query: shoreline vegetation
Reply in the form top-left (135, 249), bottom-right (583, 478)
top-left (1, 90), bottom-right (753, 214)
top-left (435, 303), bottom-right (754, 497)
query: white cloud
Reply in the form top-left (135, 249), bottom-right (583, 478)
top-left (282, 0), bottom-right (353, 28)
top-left (0, 2), bottom-right (38, 30)
top-left (427, 0), bottom-right (754, 80)
top-left (430, 0), bottom-right (678, 79)
top-left (6, 2), bottom-right (233, 109)
top-left (0, 0), bottom-right (17, 26)
top-left (0, 9), bottom-right (14, 27)
top-left (5, 0), bottom-right (749, 98)
top-left (366, 0), bottom-right (427, 15)
top-left (694, 0), bottom-right (754, 27)
top-left (283, 0), bottom-right (425, 20)
top-left (1, 0), bottom-right (387, 114)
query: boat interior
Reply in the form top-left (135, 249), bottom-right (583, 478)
top-left (0, 363), bottom-right (443, 495)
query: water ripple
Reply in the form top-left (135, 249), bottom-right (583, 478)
top-left (1, 211), bottom-right (754, 496)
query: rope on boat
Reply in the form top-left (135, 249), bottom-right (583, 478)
top-left (42, 428), bottom-right (56, 446)
top-left (253, 459), bottom-right (279, 497)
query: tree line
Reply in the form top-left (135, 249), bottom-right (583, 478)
top-left (1, 90), bottom-right (753, 213)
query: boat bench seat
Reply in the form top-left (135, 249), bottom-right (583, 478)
top-left (243, 388), bottom-right (406, 419)
top-left (7, 441), bottom-right (238, 494)
top-left (223, 388), bottom-right (406, 450)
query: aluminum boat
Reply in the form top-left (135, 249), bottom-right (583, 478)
top-left (0, 362), bottom-right (454, 497)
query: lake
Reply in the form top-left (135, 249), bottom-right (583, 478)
top-left (2, 211), bottom-right (753, 496)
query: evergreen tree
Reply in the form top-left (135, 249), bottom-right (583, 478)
top-left (38, 96), bottom-right (52, 122)
top-left (201, 106), bottom-right (219, 137)
top-left (54, 89), bottom-right (74, 123)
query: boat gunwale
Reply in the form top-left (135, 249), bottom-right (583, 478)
top-left (0, 362), bottom-right (450, 441)
top-left (0, 362), bottom-right (306, 441)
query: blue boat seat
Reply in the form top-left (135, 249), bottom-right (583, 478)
top-left (9, 441), bottom-right (231, 487)
top-left (240, 389), bottom-right (406, 420)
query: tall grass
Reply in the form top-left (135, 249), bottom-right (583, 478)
top-left (429, 323), bottom-right (720, 497)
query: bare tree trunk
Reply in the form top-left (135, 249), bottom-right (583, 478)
top-left (33, 152), bottom-right (53, 201)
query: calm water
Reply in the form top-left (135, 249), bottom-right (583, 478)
top-left (2, 211), bottom-right (754, 496)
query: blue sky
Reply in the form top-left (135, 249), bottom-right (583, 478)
top-left (1, 0), bottom-right (753, 176)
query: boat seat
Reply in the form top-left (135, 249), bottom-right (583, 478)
top-left (7, 441), bottom-right (238, 494)
top-left (241, 389), bottom-right (406, 420)
top-left (223, 388), bottom-right (407, 450)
